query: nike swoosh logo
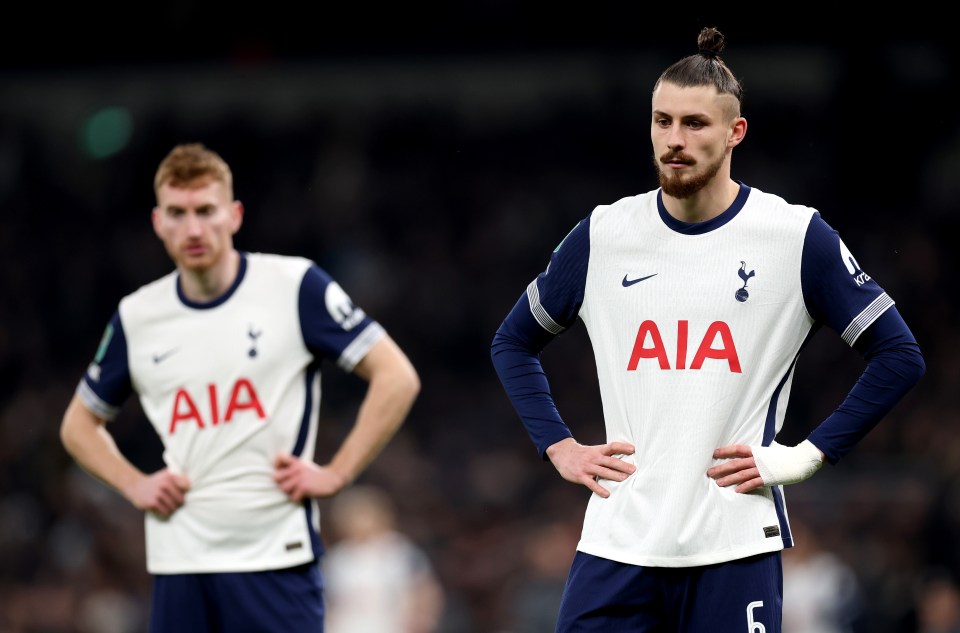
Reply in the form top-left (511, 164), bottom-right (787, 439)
top-left (152, 348), bottom-right (179, 364)
top-left (622, 273), bottom-right (658, 287)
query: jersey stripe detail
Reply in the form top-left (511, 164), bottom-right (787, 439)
top-left (841, 293), bottom-right (894, 346)
top-left (291, 368), bottom-right (319, 457)
top-left (76, 379), bottom-right (121, 421)
top-left (337, 322), bottom-right (385, 370)
top-left (771, 485), bottom-right (793, 547)
top-left (526, 280), bottom-right (565, 334)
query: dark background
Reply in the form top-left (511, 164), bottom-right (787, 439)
top-left (1, 7), bottom-right (957, 632)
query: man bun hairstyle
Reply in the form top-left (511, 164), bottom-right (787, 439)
top-left (655, 27), bottom-right (744, 111)
top-left (696, 26), bottom-right (724, 59)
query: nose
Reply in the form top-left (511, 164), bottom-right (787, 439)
top-left (666, 124), bottom-right (685, 150)
top-left (184, 211), bottom-right (204, 235)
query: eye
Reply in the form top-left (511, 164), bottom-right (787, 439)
top-left (687, 120), bottom-right (704, 130)
top-left (654, 117), bottom-right (670, 127)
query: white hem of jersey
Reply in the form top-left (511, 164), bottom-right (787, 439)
top-left (337, 322), bottom-right (386, 371)
top-left (576, 538), bottom-right (785, 569)
top-left (76, 379), bottom-right (120, 421)
top-left (841, 292), bottom-right (894, 346)
top-left (526, 279), bottom-right (565, 334)
top-left (147, 549), bottom-right (316, 575)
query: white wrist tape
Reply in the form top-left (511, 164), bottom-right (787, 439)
top-left (752, 440), bottom-right (824, 486)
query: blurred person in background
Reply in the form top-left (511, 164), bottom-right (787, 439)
top-left (323, 484), bottom-right (444, 633)
top-left (59, 143), bottom-right (420, 632)
top-left (782, 518), bottom-right (864, 633)
top-left (914, 572), bottom-right (960, 633)
top-left (490, 26), bottom-right (925, 632)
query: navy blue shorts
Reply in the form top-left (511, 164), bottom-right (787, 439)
top-left (149, 562), bottom-right (324, 633)
top-left (556, 550), bottom-right (782, 633)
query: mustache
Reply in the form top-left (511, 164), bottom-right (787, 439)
top-left (659, 151), bottom-right (695, 164)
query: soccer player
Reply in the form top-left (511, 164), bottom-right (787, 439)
top-left (490, 27), bottom-right (925, 632)
top-left (59, 143), bottom-right (421, 632)
top-left (323, 485), bottom-right (445, 633)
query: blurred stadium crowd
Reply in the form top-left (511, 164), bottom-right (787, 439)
top-left (1, 21), bottom-right (957, 632)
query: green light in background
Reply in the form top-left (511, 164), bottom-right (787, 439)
top-left (81, 107), bottom-right (133, 159)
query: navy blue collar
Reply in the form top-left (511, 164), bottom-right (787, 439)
top-left (657, 182), bottom-right (751, 235)
top-left (176, 251), bottom-right (247, 309)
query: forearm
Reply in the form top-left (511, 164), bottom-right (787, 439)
top-left (60, 394), bottom-right (144, 501)
top-left (491, 303), bottom-right (573, 458)
top-left (328, 359), bottom-right (420, 483)
top-left (807, 341), bottom-right (925, 463)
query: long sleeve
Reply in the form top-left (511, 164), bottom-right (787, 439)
top-left (806, 307), bottom-right (925, 463)
top-left (490, 295), bottom-right (572, 458)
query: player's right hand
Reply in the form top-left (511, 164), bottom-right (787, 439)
top-left (545, 438), bottom-right (636, 498)
top-left (127, 469), bottom-right (191, 519)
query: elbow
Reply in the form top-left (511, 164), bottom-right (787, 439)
top-left (387, 366), bottom-right (420, 434)
top-left (59, 401), bottom-right (78, 453)
top-left (901, 342), bottom-right (926, 388)
top-left (909, 351), bottom-right (927, 387)
top-left (406, 366), bottom-right (422, 403)
top-left (490, 331), bottom-right (504, 359)
top-left (396, 359), bottom-right (421, 406)
top-left (874, 342), bottom-right (926, 391)
top-left (60, 413), bottom-right (84, 459)
top-left (59, 396), bottom-right (101, 458)
top-left (59, 418), bottom-right (74, 453)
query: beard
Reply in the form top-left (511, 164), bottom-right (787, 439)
top-left (653, 151), bottom-right (724, 199)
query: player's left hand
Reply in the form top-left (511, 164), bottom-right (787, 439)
top-left (707, 440), bottom-right (825, 493)
top-left (273, 452), bottom-right (348, 502)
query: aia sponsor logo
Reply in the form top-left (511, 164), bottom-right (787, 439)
top-left (167, 378), bottom-right (267, 434)
top-left (627, 320), bottom-right (741, 373)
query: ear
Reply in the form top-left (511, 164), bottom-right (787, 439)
top-left (728, 116), bottom-right (747, 148)
top-left (231, 201), bottom-right (244, 234)
top-left (150, 207), bottom-right (163, 238)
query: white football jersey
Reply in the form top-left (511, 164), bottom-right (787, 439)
top-left (527, 184), bottom-right (892, 567)
top-left (77, 252), bottom-right (385, 574)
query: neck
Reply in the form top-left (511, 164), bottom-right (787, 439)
top-left (179, 250), bottom-right (240, 303)
top-left (662, 177), bottom-right (741, 224)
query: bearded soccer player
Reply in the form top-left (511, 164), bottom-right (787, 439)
top-left (60, 143), bottom-right (420, 632)
top-left (490, 27), bottom-right (924, 632)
